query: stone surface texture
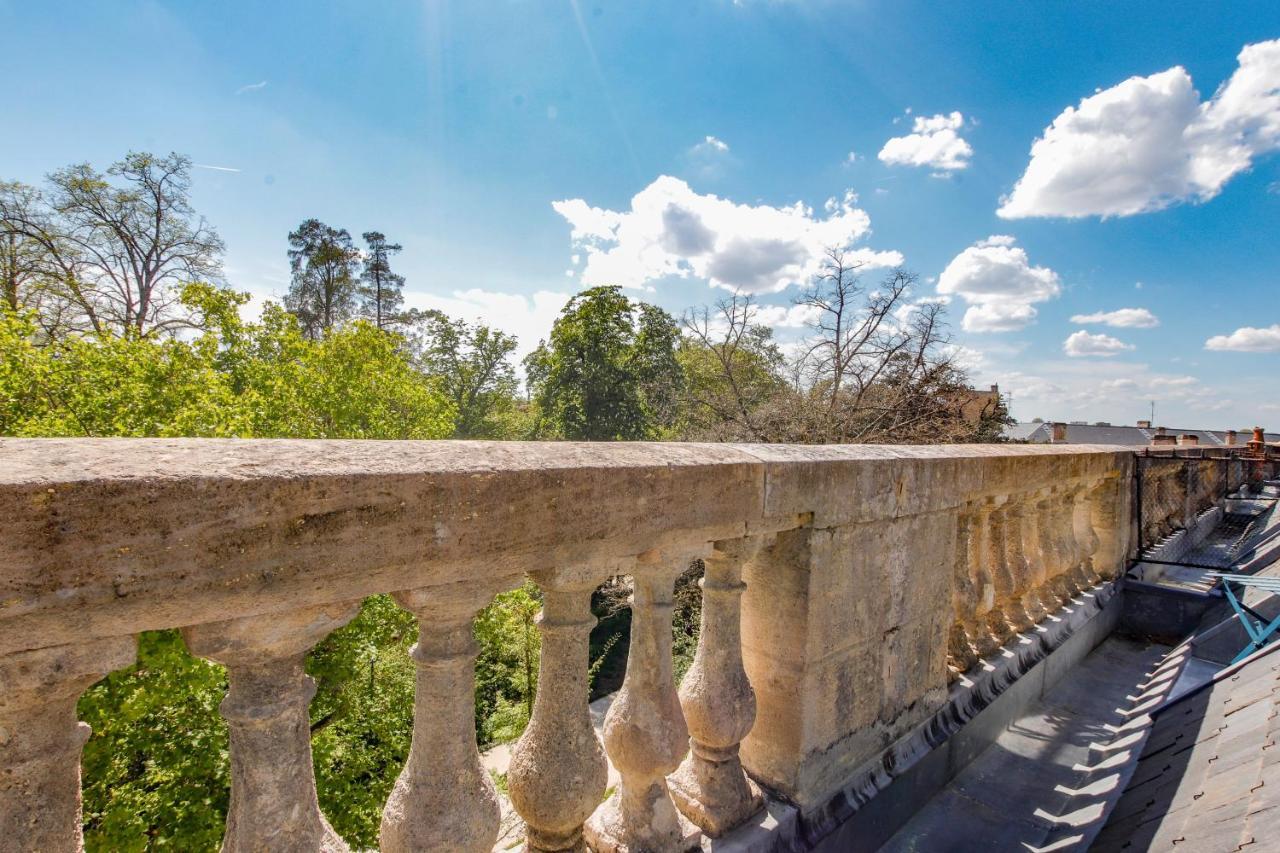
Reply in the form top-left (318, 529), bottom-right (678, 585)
top-left (380, 582), bottom-right (506, 853)
top-left (182, 601), bottom-right (360, 853)
top-left (586, 552), bottom-right (702, 853)
top-left (669, 537), bottom-right (765, 836)
top-left (507, 572), bottom-right (609, 853)
top-left (0, 438), bottom-right (1137, 849)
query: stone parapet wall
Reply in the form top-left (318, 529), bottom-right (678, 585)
top-left (1137, 455), bottom-right (1248, 549)
top-left (0, 439), bottom-right (1134, 850)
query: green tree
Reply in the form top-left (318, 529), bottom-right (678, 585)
top-left (680, 293), bottom-right (793, 441)
top-left (0, 153), bottom-right (225, 338)
top-left (524, 285), bottom-right (683, 440)
top-left (473, 582), bottom-right (543, 745)
top-left (358, 231), bottom-right (405, 330)
top-left (0, 286), bottom-right (548, 849)
top-left (286, 219), bottom-right (361, 339)
top-left (406, 309), bottom-right (520, 438)
top-left (0, 284), bottom-right (456, 440)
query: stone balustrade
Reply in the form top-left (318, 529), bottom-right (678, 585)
top-left (0, 439), bottom-right (1135, 851)
top-left (1136, 453), bottom-right (1248, 548)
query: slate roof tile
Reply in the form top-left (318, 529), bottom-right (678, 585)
top-left (1095, 644), bottom-right (1280, 849)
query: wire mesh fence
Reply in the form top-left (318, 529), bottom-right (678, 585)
top-left (1135, 452), bottom-right (1278, 556)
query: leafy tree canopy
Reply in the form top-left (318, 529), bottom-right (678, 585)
top-left (524, 285), bottom-right (682, 440)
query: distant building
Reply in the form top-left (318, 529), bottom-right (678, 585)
top-left (1004, 420), bottom-right (1280, 447)
top-left (960, 384), bottom-right (1002, 425)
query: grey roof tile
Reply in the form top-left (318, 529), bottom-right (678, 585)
top-left (1094, 644), bottom-right (1280, 849)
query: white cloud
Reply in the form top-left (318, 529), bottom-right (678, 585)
top-left (1205, 323), bottom-right (1280, 352)
top-left (402, 288), bottom-right (571, 364)
top-left (999, 39), bottom-right (1280, 218)
top-left (686, 136), bottom-right (735, 180)
top-left (1063, 330), bottom-right (1136, 357)
top-left (936, 235), bottom-right (1060, 332)
top-left (235, 80), bottom-right (268, 95)
top-left (962, 302), bottom-right (1038, 333)
top-left (878, 111), bottom-right (974, 173)
top-left (1070, 307), bottom-right (1159, 328)
top-left (753, 303), bottom-right (821, 328)
top-left (552, 177), bottom-right (902, 294)
top-left (692, 135), bottom-right (729, 154)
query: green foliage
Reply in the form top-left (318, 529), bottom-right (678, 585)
top-left (309, 596), bottom-right (418, 848)
top-left (78, 631), bottom-right (230, 852)
top-left (672, 562), bottom-right (705, 683)
top-left (0, 284), bottom-right (456, 439)
top-left (1, 288), bottom-right (482, 849)
top-left (285, 219), bottom-right (361, 339)
top-left (473, 581), bottom-right (542, 745)
top-left (357, 231), bottom-right (405, 330)
top-left (524, 286), bottom-right (682, 440)
top-left (405, 308), bottom-right (521, 438)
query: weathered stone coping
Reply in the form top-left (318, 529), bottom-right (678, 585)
top-left (0, 439), bottom-right (1131, 656)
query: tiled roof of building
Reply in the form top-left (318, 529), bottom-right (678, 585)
top-left (1003, 422), bottom-right (1048, 441)
top-left (1092, 642), bottom-right (1280, 851)
top-left (1003, 422), bottom-right (1280, 447)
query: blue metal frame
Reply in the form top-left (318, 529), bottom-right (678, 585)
top-left (1216, 575), bottom-right (1280, 665)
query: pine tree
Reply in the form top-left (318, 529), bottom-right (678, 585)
top-left (359, 231), bottom-right (405, 330)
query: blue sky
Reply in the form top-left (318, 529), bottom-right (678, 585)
top-left (3, 0), bottom-right (1278, 429)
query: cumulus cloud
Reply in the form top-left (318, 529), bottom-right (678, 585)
top-left (1063, 330), bottom-right (1136, 357)
top-left (999, 39), bottom-right (1280, 218)
top-left (552, 177), bottom-right (902, 294)
top-left (753, 303), bottom-right (821, 328)
top-left (1070, 307), bottom-right (1159, 328)
top-left (935, 235), bottom-right (1061, 332)
top-left (1205, 323), bottom-right (1280, 352)
top-left (878, 111), bottom-right (974, 173)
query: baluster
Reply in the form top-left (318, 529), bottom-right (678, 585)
top-left (586, 550), bottom-right (701, 853)
top-left (0, 638), bottom-right (135, 853)
top-left (1072, 480), bottom-right (1103, 585)
top-left (1036, 490), bottom-right (1067, 606)
top-left (946, 506), bottom-right (981, 677)
top-left (1059, 487), bottom-right (1087, 597)
top-left (670, 538), bottom-right (764, 836)
top-left (969, 499), bottom-right (1003, 658)
top-left (999, 498), bottom-right (1035, 633)
top-left (1020, 491), bottom-right (1053, 622)
top-left (507, 571), bottom-right (607, 853)
top-left (182, 601), bottom-right (360, 853)
top-left (381, 582), bottom-right (507, 853)
top-left (1060, 485), bottom-right (1093, 595)
top-left (983, 498), bottom-right (1019, 649)
top-left (1087, 478), bottom-right (1122, 580)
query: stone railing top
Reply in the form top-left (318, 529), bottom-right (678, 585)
top-left (0, 439), bottom-right (1132, 655)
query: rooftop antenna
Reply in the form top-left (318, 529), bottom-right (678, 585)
top-left (1150, 400), bottom-right (1155, 424)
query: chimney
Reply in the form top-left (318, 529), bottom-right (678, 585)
top-left (1155, 426), bottom-right (1167, 436)
top-left (1136, 419), bottom-right (1151, 429)
top-left (1226, 430), bottom-right (1237, 446)
top-left (1152, 434), bottom-right (1178, 447)
top-left (1179, 434), bottom-right (1199, 447)
top-left (1051, 422), bottom-right (1067, 443)
top-left (1248, 426), bottom-right (1267, 457)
